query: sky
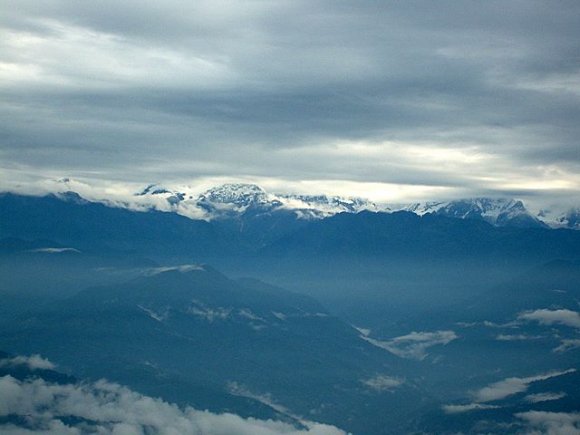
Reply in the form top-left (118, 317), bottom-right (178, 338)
top-left (1, 0), bottom-right (580, 206)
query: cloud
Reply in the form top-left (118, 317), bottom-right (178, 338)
top-left (361, 375), bottom-right (403, 392)
top-left (144, 264), bottom-right (206, 275)
top-left (0, 355), bottom-right (56, 371)
top-left (473, 369), bottom-right (575, 403)
top-left (0, 375), bottom-right (346, 435)
top-left (28, 247), bottom-right (81, 254)
top-left (553, 339), bottom-right (580, 353)
top-left (361, 330), bottom-right (457, 360)
top-left (525, 392), bottom-right (567, 403)
top-left (1, 1), bottom-right (580, 205)
top-left (516, 411), bottom-right (580, 435)
top-left (495, 334), bottom-right (543, 341)
top-left (518, 309), bottom-right (580, 329)
top-left (442, 403), bottom-right (500, 414)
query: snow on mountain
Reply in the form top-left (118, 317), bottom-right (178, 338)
top-left (197, 183), bottom-right (283, 216)
top-left (390, 198), bottom-right (547, 228)
top-left (133, 183), bottom-right (377, 220)
top-left (537, 207), bottom-right (580, 230)
top-left (45, 181), bottom-right (578, 229)
top-left (279, 194), bottom-right (378, 217)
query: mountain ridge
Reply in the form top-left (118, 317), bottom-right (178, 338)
top-left (3, 182), bottom-right (578, 229)
top-left (119, 183), bottom-right (580, 230)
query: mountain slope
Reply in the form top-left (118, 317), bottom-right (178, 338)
top-left (260, 210), bottom-right (580, 262)
top-left (0, 266), bottom-right (431, 434)
top-left (392, 198), bottom-right (547, 228)
top-left (0, 192), bottom-right (238, 260)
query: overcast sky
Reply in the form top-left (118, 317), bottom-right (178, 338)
top-left (1, 0), bottom-right (579, 205)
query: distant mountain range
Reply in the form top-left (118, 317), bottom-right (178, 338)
top-left (2, 187), bottom-right (580, 434)
top-left (137, 182), bottom-right (378, 220)
top-left (133, 183), bottom-right (579, 230)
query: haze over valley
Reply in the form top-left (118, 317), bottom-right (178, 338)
top-left (1, 1), bottom-right (580, 433)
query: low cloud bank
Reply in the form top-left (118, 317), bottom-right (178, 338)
top-left (0, 355), bottom-right (55, 371)
top-left (525, 392), bottom-right (567, 404)
top-left (554, 339), bottom-right (580, 353)
top-left (442, 403), bottom-right (500, 414)
top-left (516, 411), bottom-right (580, 435)
top-left (474, 369), bottom-right (575, 403)
top-left (518, 309), bottom-right (580, 329)
top-left (361, 375), bottom-right (402, 392)
top-left (362, 330), bottom-right (457, 360)
top-left (0, 375), bottom-right (345, 435)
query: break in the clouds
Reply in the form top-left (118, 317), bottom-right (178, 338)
top-left (1, 1), bottom-right (580, 205)
top-left (0, 375), bottom-right (345, 435)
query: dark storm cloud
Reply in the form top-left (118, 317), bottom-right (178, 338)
top-left (1, 0), bottom-right (579, 203)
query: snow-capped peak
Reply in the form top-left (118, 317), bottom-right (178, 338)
top-left (278, 194), bottom-right (378, 216)
top-left (388, 198), bottom-right (545, 228)
top-left (196, 183), bottom-right (283, 216)
top-left (126, 183), bottom-right (578, 229)
top-left (198, 184), bottom-right (272, 207)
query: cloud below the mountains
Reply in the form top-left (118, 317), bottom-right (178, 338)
top-left (516, 411), bottom-right (580, 434)
top-left (473, 369), bottom-right (575, 403)
top-left (1, 1), bottom-right (580, 204)
top-left (361, 330), bottom-right (457, 360)
top-left (442, 403), bottom-right (500, 414)
top-left (0, 354), bottom-right (56, 371)
top-left (518, 309), bottom-right (580, 329)
top-left (0, 375), bottom-right (345, 435)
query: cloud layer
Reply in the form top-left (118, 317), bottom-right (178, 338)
top-left (1, 1), bottom-right (580, 205)
top-left (516, 411), bottom-right (580, 435)
top-left (518, 309), bottom-right (580, 329)
top-left (0, 375), bottom-right (345, 435)
top-left (473, 369), bottom-right (575, 403)
top-left (362, 330), bottom-right (457, 360)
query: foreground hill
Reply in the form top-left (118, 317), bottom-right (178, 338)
top-left (0, 265), bottom-right (430, 435)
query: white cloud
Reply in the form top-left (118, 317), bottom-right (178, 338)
top-left (482, 320), bottom-right (521, 329)
top-left (29, 247), bottom-right (81, 254)
top-left (553, 339), bottom-right (580, 353)
top-left (473, 369), bottom-right (575, 403)
top-left (145, 264), bottom-right (206, 275)
top-left (0, 355), bottom-right (56, 371)
top-left (516, 411), bottom-right (580, 435)
top-left (495, 334), bottom-right (543, 341)
top-left (518, 309), bottom-right (580, 329)
top-left (0, 18), bottom-right (236, 91)
top-left (0, 375), bottom-right (346, 435)
top-left (361, 375), bottom-right (402, 392)
top-left (442, 403), bottom-right (500, 414)
top-left (525, 392), bottom-right (567, 403)
top-left (361, 330), bottom-right (457, 360)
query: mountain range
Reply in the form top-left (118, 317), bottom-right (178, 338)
top-left (135, 183), bottom-right (579, 230)
top-left (1, 187), bottom-right (580, 434)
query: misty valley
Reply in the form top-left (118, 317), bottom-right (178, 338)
top-left (1, 185), bottom-right (580, 434)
